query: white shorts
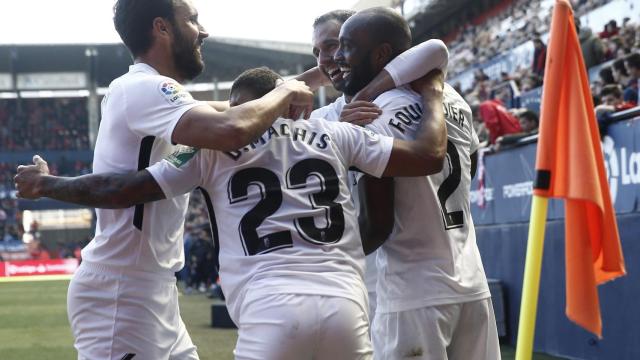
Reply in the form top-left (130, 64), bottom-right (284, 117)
top-left (67, 262), bottom-right (198, 360)
top-left (372, 298), bottom-right (500, 360)
top-left (234, 292), bottom-right (373, 360)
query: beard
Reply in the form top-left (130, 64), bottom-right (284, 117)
top-left (320, 66), bottom-right (346, 93)
top-left (342, 53), bottom-right (377, 97)
top-left (172, 27), bottom-right (205, 81)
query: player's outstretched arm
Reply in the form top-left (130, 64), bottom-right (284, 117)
top-left (382, 70), bottom-right (447, 177)
top-left (295, 66), bottom-right (332, 91)
top-left (172, 79), bottom-right (313, 152)
top-left (351, 39), bottom-right (449, 102)
top-left (14, 156), bottom-right (164, 209)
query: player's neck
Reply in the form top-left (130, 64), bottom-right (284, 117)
top-left (344, 94), bottom-right (353, 103)
top-left (136, 50), bottom-right (185, 83)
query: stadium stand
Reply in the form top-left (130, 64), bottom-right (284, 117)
top-left (1, 1), bottom-right (640, 357)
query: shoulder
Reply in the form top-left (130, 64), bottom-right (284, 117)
top-left (373, 86), bottom-right (421, 109)
top-left (120, 70), bottom-right (193, 106)
top-left (310, 96), bottom-right (346, 122)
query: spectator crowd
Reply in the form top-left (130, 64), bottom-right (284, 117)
top-left (0, 98), bottom-right (90, 151)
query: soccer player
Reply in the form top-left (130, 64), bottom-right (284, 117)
top-left (310, 9), bottom-right (449, 321)
top-left (15, 66), bottom-right (447, 359)
top-left (43, 0), bottom-right (313, 357)
top-left (334, 8), bottom-right (500, 359)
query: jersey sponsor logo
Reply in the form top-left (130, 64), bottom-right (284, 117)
top-left (166, 145), bottom-right (199, 168)
top-left (159, 81), bottom-right (193, 105)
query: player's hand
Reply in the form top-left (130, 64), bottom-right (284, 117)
top-left (278, 79), bottom-right (314, 120)
top-left (339, 101), bottom-right (382, 127)
top-left (411, 69), bottom-right (445, 95)
top-left (14, 155), bottom-right (50, 199)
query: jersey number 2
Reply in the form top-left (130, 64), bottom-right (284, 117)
top-left (228, 159), bottom-right (345, 255)
top-left (437, 141), bottom-right (464, 230)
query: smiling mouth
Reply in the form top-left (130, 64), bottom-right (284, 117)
top-left (339, 66), bottom-right (351, 79)
top-left (327, 68), bottom-right (343, 82)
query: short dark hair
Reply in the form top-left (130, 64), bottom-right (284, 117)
top-left (519, 110), bottom-right (539, 125)
top-left (113, 0), bottom-right (176, 57)
top-left (626, 53), bottom-right (640, 70)
top-left (313, 10), bottom-right (355, 28)
top-left (613, 58), bottom-right (629, 76)
top-left (600, 84), bottom-right (623, 99)
top-left (599, 66), bottom-right (615, 84)
top-left (354, 7), bottom-right (412, 57)
top-left (230, 67), bottom-right (283, 100)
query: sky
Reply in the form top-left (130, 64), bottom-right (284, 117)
top-left (0, 0), bottom-right (357, 45)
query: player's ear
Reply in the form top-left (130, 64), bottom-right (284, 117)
top-left (373, 43), bottom-right (393, 69)
top-left (152, 17), bottom-right (172, 39)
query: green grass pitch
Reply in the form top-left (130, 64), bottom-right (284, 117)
top-left (0, 279), bottom-right (563, 359)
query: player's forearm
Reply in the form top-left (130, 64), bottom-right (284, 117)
top-left (353, 39), bottom-right (449, 102)
top-left (358, 176), bottom-right (394, 255)
top-left (410, 87), bottom-right (447, 173)
top-left (36, 171), bottom-right (165, 209)
top-left (226, 85), bottom-right (294, 146)
top-left (173, 86), bottom-right (293, 151)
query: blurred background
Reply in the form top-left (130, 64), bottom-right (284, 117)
top-left (0, 0), bottom-right (639, 359)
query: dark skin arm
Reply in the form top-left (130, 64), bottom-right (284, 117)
top-left (380, 70), bottom-right (447, 177)
top-left (358, 176), bottom-right (394, 255)
top-left (471, 150), bottom-right (478, 179)
top-left (14, 156), bottom-right (165, 208)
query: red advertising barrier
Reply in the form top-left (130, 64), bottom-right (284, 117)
top-left (0, 259), bottom-right (79, 277)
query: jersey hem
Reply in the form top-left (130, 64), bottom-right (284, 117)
top-left (375, 289), bottom-right (491, 314)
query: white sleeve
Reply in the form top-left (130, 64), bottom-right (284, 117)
top-left (146, 146), bottom-right (205, 199)
top-left (327, 122), bottom-right (394, 178)
top-left (124, 76), bottom-right (207, 144)
top-left (384, 39), bottom-right (449, 87)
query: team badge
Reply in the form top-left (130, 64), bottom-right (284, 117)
top-left (166, 145), bottom-right (199, 168)
top-left (159, 81), bottom-right (193, 105)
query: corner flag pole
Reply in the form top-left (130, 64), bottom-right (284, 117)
top-left (515, 195), bottom-right (549, 360)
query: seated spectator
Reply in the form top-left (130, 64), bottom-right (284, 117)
top-left (532, 38), bottom-right (547, 77)
top-left (577, 18), bottom-right (605, 69)
top-left (478, 99), bottom-right (522, 144)
top-left (597, 84), bottom-right (636, 113)
top-left (495, 109), bottom-right (539, 150)
top-left (613, 58), bottom-right (631, 86)
top-left (599, 66), bottom-right (616, 86)
top-left (624, 53), bottom-right (640, 103)
top-left (599, 20), bottom-right (619, 39)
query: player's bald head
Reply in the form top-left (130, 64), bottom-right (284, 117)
top-left (342, 7), bottom-right (411, 58)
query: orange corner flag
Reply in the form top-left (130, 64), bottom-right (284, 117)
top-left (533, 0), bottom-right (626, 337)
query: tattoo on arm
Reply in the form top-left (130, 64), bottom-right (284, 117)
top-left (40, 170), bottom-right (165, 209)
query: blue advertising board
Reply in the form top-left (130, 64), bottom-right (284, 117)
top-left (471, 117), bottom-right (640, 224)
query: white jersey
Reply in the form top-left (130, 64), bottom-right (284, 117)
top-left (147, 117), bottom-right (393, 322)
top-left (310, 95), bottom-right (346, 121)
top-left (311, 95), bottom-right (378, 294)
top-left (83, 63), bottom-right (204, 274)
top-left (367, 83), bottom-right (490, 313)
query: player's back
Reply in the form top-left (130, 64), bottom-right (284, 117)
top-left (186, 117), bottom-right (391, 322)
top-left (366, 84), bottom-right (490, 313)
top-left (85, 63), bottom-right (202, 274)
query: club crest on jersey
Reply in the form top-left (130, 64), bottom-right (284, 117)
top-left (166, 145), bottom-right (199, 167)
top-left (159, 81), bottom-right (192, 105)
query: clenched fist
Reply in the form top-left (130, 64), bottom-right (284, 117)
top-left (14, 155), bottom-right (50, 199)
